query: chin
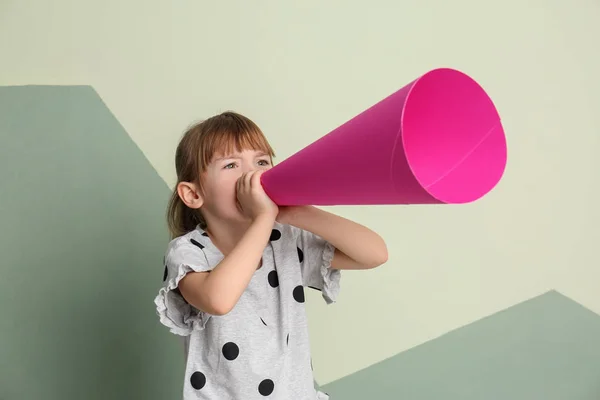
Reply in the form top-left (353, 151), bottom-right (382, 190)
top-left (221, 208), bottom-right (252, 225)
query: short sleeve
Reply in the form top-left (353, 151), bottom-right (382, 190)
top-left (295, 227), bottom-right (341, 304)
top-left (153, 238), bottom-right (213, 336)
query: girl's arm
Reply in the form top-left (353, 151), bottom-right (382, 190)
top-left (179, 214), bottom-right (275, 316)
top-left (280, 206), bottom-right (388, 270)
top-left (180, 171), bottom-right (278, 316)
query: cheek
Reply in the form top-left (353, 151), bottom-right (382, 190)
top-left (209, 173), bottom-right (239, 201)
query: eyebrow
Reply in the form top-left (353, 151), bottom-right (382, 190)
top-left (214, 152), bottom-right (269, 162)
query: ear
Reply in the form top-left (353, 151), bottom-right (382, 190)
top-left (177, 181), bottom-right (204, 209)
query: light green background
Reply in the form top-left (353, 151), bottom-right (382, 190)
top-left (1, 1), bottom-right (600, 399)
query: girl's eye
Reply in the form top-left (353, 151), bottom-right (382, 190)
top-left (223, 160), bottom-right (269, 169)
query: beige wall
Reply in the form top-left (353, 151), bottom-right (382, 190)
top-left (2, 0), bottom-right (598, 385)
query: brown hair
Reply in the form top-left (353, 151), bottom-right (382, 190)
top-left (166, 111), bottom-right (275, 239)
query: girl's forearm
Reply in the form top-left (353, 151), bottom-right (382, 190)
top-left (286, 206), bottom-right (388, 269)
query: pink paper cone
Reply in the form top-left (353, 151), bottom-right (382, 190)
top-left (261, 68), bottom-right (507, 206)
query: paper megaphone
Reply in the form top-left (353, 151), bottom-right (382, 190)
top-left (261, 68), bottom-right (507, 206)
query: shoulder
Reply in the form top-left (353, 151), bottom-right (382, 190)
top-left (165, 227), bottom-right (210, 267)
top-left (273, 222), bottom-right (326, 244)
top-left (272, 222), bottom-right (303, 243)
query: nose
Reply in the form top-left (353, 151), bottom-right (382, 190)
top-left (242, 162), bottom-right (258, 174)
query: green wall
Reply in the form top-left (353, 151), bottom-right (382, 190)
top-left (1, 86), bottom-right (600, 399)
top-left (0, 86), bottom-right (182, 399)
top-left (322, 290), bottom-right (600, 399)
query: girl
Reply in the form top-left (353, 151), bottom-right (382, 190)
top-left (154, 111), bottom-right (388, 399)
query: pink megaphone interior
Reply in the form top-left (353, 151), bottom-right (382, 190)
top-left (399, 69), bottom-right (507, 204)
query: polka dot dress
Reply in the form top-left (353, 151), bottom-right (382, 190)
top-left (154, 222), bottom-right (341, 399)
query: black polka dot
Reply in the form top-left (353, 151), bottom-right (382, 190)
top-left (293, 285), bottom-right (305, 303)
top-left (268, 270), bottom-right (279, 288)
top-left (258, 379), bottom-right (275, 396)
top-left (297, 247), bottom-right (304, 263)
top-left (190, 371), bottom-right (206, 390)
top-left (222, 342), bottom-right (239, 360)
top-left (260, 317), bottom-right (267, 326)
top-left (286, 333), bottom-right (289, 346)
top-left (269, 229), bottom-right (281, 241)
top-left (162, 265), bottom-right (168, 282)
top-left (202, 232), bottom-right (209, 237)
top-left (190, 238), bottom-right (204, 249)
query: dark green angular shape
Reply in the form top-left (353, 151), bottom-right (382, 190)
top-left (0, 86), bottom-right (182, 400)
top-left (322, 290), bottom-right (600, 399)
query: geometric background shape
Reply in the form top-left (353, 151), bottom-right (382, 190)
top-left (0, 86), bottom-right (181, 399)
top-left (2, 84), bottom-right (600, 399)
top-left (2, 1), bottom-right (600, 387)
top-left (320, 290), bottom-right (600, 399)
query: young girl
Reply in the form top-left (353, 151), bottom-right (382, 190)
top-left (154, 111), bottom-right (388, 399)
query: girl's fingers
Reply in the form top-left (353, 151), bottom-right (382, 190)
top-left (250, 170), bottom-right (263, 189)
top-left (236, 173), bottom-right (243, 194)
top-left (244, 170), bottom-right (254, 190)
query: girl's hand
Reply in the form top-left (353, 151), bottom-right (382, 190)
top-left (236, 170), bottom-right (279, 222)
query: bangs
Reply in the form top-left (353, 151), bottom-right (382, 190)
top-left (197, 113), bottom-right (275, 172)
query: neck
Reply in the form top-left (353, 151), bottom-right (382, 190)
top-left (203, 216), bottom-right (257, 256)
